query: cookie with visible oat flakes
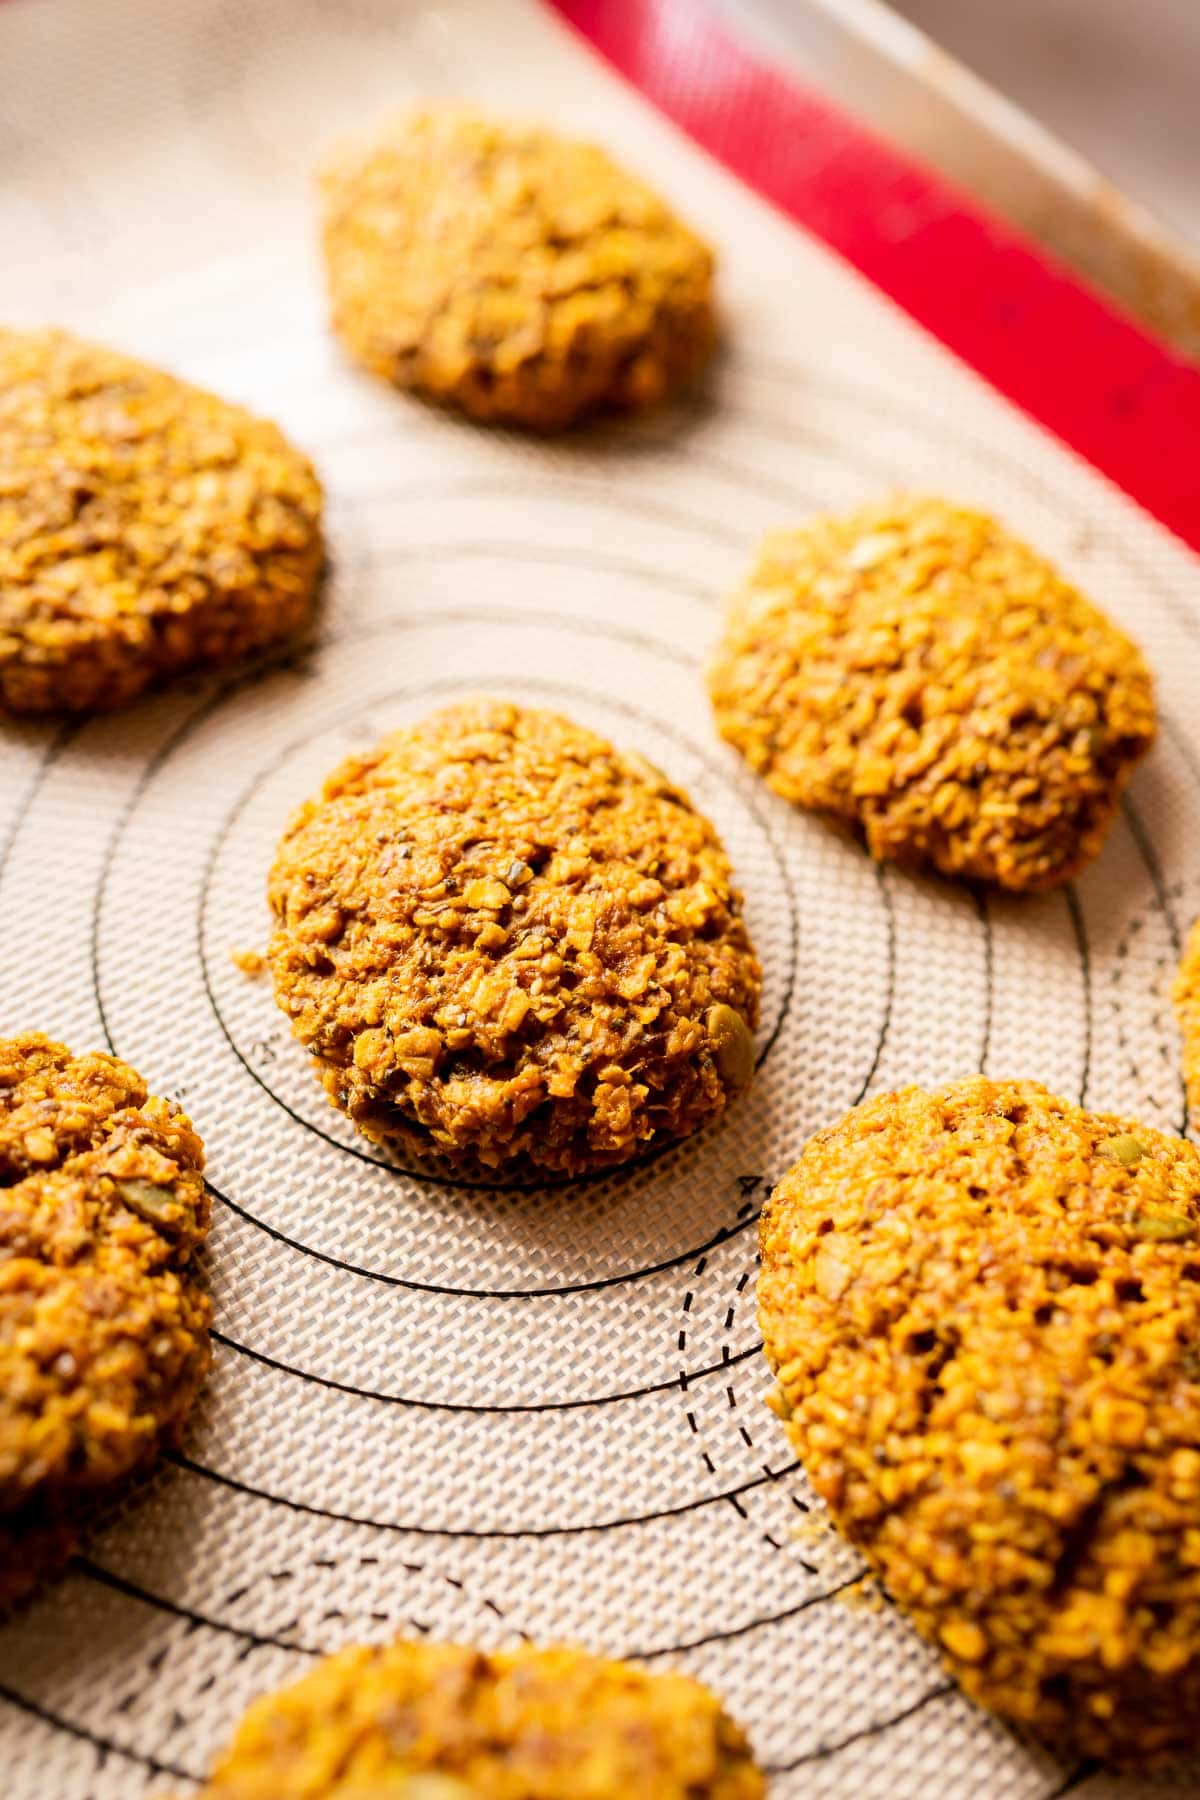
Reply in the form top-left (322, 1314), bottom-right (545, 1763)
top-left (187, 1639), bottom-right (765, 1799)
top-left (708, 495), bottom-right (1155, 891)
top-left (318, 106), bottom-right (716, 431)
top-left (0, 1033), bottom-right (210, 1606)
top-left (0, 328), bottom-right (323, 715)
top-left (267, 699), bottom-right (760, 1178)
top-left (759, 1077), bottom-right (1200, 1763)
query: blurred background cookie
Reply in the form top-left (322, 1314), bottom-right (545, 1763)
top-left (0, 1034), bottom-right (210, 1607)
top-left (186, 1639), bottom-right (764, 1798)
top-left (318, 105), bottom-right (716, 431)
top-left (708, 495), bottom-right (1156, 891)
top-left (0, 329), bottom-right (323, 715)
top-left (758, 1077), bottom-right (1200, 1763)
top-left (268, 698), bottom-right (760, 1178)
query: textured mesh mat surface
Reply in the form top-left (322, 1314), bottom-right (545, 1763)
top-left (1, 2), bottom-right (1199, 1795)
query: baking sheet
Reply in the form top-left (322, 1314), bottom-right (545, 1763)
top-left (1, 1), bottom-right (1199, 1794)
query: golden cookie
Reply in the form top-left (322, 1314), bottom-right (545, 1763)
top-left (708, 496), bottom-right (1155, 890)
top-left (0, 328), bottom-right (323, 714)
top-left (0, 1034), bottom-right (210, 1605)
top-left (189, 1640), bottom-right (764, 1798)
top-left (268, 699), bottom-right (760, 1176)
top-left (319, 106), bottom-right (716, 431)
top-left (759, 1077), bottom-right (1200, 1763)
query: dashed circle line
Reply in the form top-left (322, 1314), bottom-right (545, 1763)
top-left (74, 1550), bottom-right (856, 1675)
top-left (676, 1197), bottom-right (825, 1569)
top-left (77, 1544), bottom-right (520, 1665)
top-left (211, 1545), bottom-right (517, 1637)
top-left (0, 1681), bottom-right (196, 1784)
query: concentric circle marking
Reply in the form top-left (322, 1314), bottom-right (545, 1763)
top-left (92, 596), bottom-right (892, 1304)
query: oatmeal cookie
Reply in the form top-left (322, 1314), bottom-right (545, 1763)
top-left (319, 106), bottom-right (716, 430)
top-left (0, 1034), bottom-right (210, 1604)
top-left (0, 328), bottom-right (323, 714)
top-left (708, 496), bottom-right (1155, 890)
top-left (189, 1640), bottom-right (764, 1798)
top-left (268, 699), bottom-right (760, 1176)
top-left (758, 1077), bottom-right (1200, 1762)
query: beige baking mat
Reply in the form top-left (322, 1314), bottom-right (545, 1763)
top-left (1, 1), bottom-right (1199, 1795)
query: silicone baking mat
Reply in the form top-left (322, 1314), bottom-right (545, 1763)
top-left (1, 1), bottom-right (1199, 1795)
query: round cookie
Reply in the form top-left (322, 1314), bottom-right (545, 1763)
top-left (268, 699), bottom-right (761, 1177)
top-left (758, 1077), bottom-right (1200, 1764)
top-left (188, 1639), bottom-right (765, 1799)
top-left (708, 495), bottom-right (1156, 891)
top-left (318, 105), bottom-right (716, 431)
top-left (0, 328), bottom-right (324, 715)
top-left (1173, 917), bottom-right (1200, 1117)
top-left (0, 1034), bottom-right (210, 1604)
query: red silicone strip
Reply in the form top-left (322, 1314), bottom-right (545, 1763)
top-left (548, 0), bottom-right (1200, 552)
